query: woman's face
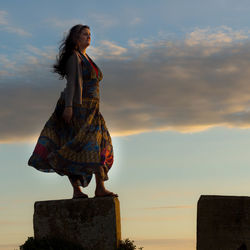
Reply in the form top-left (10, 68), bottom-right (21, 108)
top-left (78, 28), bottom-right (91, 49)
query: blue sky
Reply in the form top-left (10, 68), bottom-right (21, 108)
top-left (2, 1), bottom-right (250, 249)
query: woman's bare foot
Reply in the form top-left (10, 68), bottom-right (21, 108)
top-left (68, 175), bottom-right (88, 199)
top-left (73, 191), bottom-right (88, 199)
top-left (95, 187), bottom-right (118, 197)
top-left (72, 187), bottom-right (88, 199)
top-left (94, 174), bottom-right (118, 197)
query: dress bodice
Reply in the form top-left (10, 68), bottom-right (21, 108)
top-left (78, 51), bottom-right (102, 101)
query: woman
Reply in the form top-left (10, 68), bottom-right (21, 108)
top-left (28, 24), bottom-right (118, 199)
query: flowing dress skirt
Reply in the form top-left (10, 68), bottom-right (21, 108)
top-left (28, 93), bottom-right (114, 187)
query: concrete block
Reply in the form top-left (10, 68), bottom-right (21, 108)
top-left (197, 195), bottom-right (250, 250)
top-left (33, 197), bottom-right (121, 250)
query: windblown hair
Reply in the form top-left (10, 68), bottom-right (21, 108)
top-left (52, 24), bottom-right (90, 79)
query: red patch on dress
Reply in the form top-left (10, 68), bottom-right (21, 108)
top-left (34, 143), bottom-right (48, 159)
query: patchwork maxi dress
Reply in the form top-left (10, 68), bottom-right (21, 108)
top-left (28, 52), bottom-right (114, 187)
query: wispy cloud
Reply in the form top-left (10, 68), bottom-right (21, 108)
top-left (128, 38), bottom-right (152, 49)
top-left (0, 9), bottom-right (31, 37)
top-left (186, 26), bottom-right (248, 47)
top-left (26, 44), bottom-right (57, 60)
top-left (43, 17), bottom-right (86, 30)
top-left (143, 205), bottom-right (194, 210)
top-left (44, 14), bottom-right (116, 31)
top-left (0, 44), bottom-right (57, 78)
top-left (89, 40), bottom-right (128, 59)
top-left (122, 215), bottom-right (189, 221)
top-left (2, 26), bottom-right (31, 36)
top-left (0, 10), bottom-right (8, 25)
top-left (88, 13), bottom-right (117, 28)
top-left (130, 17), bottom-right (142, 25)
top-left (0, 54), bottom-right (16, 69)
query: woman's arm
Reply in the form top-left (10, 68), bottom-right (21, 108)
top-left (64, 52), bottom-right (78, 107)
top-left (63, 52), bottom-right (78, 123)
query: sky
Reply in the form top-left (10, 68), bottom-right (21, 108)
top-left (1, 0), bottom-right (250, 249)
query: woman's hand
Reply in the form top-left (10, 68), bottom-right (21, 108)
top-left (62, 107), bottom-right (73, 124)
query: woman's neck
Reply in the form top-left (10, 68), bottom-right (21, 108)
top-left (78, 47), bottom-right (87, 56)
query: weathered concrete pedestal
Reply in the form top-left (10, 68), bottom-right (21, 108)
top-left (33, 197), bottom-right (121, 250)
top-left (197, 195), bottom-right (250, 250)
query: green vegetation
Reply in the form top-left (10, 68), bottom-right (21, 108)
top-left (19, 237), bottom-right (144, 250)
top-left (118, 238), bottom-right (144, 250)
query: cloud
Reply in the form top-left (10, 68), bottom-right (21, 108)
top-left (185, 26), bottom-right (248, 47)
top-left (2, 26), bottom-right (31, 36)
top-left (184, 26), bottom-right (249, 56)
top-left (0, 10), bottom-right (8, 25)
top-left (26, 45), bottom-right (57, 60)
top-left (98, 34), bottom-right (250, 136)
top-left (0, 54), bottom-right (16, 70)
top-left (143, 205), bottom-right (194, 210)
top-left (0, 9), bottom-right (31, 36)
top-left (0, 44), bottom-right (58, 78)
top-left (89, 40), bottom-right (128, 59)
top-left (88, 13), bottom-right (117, 29)
top-left (44, 14), bottom-right (116, 31)
top-left (122, 215), bottom-right (189, 221)
top-left (130, 17), bottom-right (142, 25)
top-left (128, 39), bottom-right (153, 49)
top-left (2, 26), bottom-right (250, 142)
top-left (43, 18), bottom-right (86, 30)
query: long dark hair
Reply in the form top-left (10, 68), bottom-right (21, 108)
top-left (52, 24), bottom-right (90, 79)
